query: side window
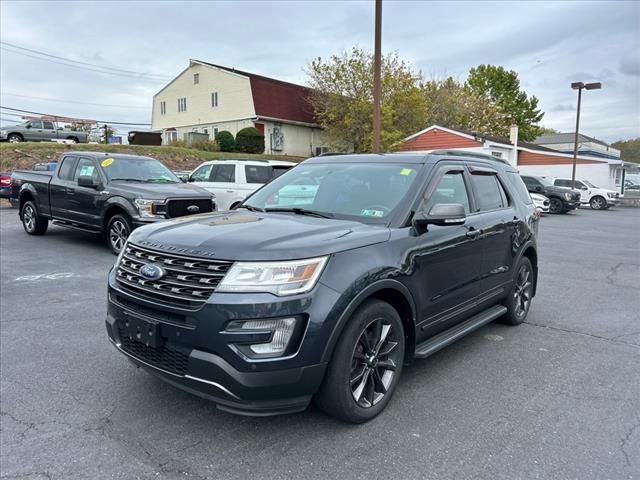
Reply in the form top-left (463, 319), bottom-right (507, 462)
top-left (57, 157), bottom-right (76, 180)
top-left (574, 181), bottom-right (586, 189)
top-left (43, 121), bottom-right (55, 130)
top-left (190, 164), bottom-right (213, 182)
top-left (212, 164), bottom-right (235, 183)
top-left (521, 176), bottom-right (536, 190)
top-left (506, 172), bottom-right (533, 205)
top-left (30, 121), bottom-right (43, 129)
top-left (245, 165), bottom-right (273, 184)
top-left (73, 158), bottom-right (98, 182)
top-left (470, 173), bottom-right (507, 211)
top-left (424, 171), bottom-right (471, 214)
top-left (555, 179), bottom-right (571, 188)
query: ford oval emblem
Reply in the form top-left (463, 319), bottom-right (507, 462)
top-left (187, 205), bottom-right (200, 213)
top-left (140, 264), bottom-right (165, 281)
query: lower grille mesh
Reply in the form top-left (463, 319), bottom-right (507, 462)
top-left (118, 326), bottom-right (190, 375)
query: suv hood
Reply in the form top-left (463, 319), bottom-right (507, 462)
top-left (129, 211), bottom-right (390, 261)
top-left (109, 181), bottom-right (213, 199)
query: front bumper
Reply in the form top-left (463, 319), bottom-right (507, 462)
top-left (106, 269), bottom-right (340, 415)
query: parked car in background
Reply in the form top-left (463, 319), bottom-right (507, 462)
top-left (530, 192), bottom-right (550, 215)
top-left (520, 175), bottom-right (581, 214)
top-left (188, 159), bottom-right (296, 210)
top-left (32, 162), bottom-right (58, 171)
top-left (624, 179), bottom-right (640, 192)
top-left (11, 152), bottom-right (215, 253)
top-left (0, 172), bottom-right (14, 205)
top-left (106, 152), bottom-right (539, 423)
top-left (0, 120), bottom-right (88, 143)
top-left (172, 170), bottom-right (191, 182)
top-left (552, 178), bottom-right (620, 210)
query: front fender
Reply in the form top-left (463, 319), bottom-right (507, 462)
top-left (319, 278), bottom-right (417, 364)
top-left (101, 196), bottom-right (138, 221)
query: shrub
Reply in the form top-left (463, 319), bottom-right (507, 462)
top-left (235, 127), bottom-right (265, 154)
top-left (168, 139), bottom-right (186, 148)
top-left (191, 140), bottom-right (219, 152)
top-left (215, 130), bottom-right (235, 152)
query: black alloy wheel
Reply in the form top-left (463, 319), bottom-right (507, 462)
top-left (549, 198), bottom-right (564, 214)
top-left (107, 214), bottom-right (132, 254)
top-left (500, 256), bottom-right (534, 325)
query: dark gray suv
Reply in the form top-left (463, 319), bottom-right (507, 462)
top-left (106, 152), bottom-right (539, 423)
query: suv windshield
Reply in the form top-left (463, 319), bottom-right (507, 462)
top-left (244, 162), bottom-right (420, 223)
top-left (102, 157), bottom-right (179, 183)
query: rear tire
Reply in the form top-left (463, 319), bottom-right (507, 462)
top-left (315, 299), bottom-right (405, 423)
top-left (500, 257), bottom-right (534, 325)
top-left (21, 200), bottom-right (48, 235)
top-left (106, 214), bottom-right (132, 254)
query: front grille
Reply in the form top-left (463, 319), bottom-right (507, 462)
top-left (118, 324), bottom-right (190, 375)
top-left (166, 198), bottom-right (213, 218)
top-left (116, 243), bottom-right (233, 310)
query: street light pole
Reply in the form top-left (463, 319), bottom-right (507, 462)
top-left (570, 81), bottom-right (601, 190)
top-left (372, 0), bottom-right (382, 154)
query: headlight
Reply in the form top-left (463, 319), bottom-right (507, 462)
top-left (134, 198), bottom-right (165, 218)
top-left (226, 317), bottom-right (298, 357)
top-left (564, 192), bottom-right (573, 200)
top-left (217, 256), bottom-right (328, 296)
top-left (607, 192), bottom-right (615, 198)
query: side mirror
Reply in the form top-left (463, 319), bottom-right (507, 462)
top-left (180, 176), bottom-right (188, 183)
top-left (535, 185), bottom-right (542, 192)
top-left (413, 203), bottom-right (466, 231)
top-left (78, 175), bottom-right (98, 189)
top-left (25, 124), bottom-right (32, 129)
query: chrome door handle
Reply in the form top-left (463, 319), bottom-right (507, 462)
top-left (226, 190), bottom-right (235, 193)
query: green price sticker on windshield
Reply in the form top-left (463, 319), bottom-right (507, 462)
top-left (400, 168), bottom-right (412, 176)
top-left (101, 158), bottom-right (114, 167)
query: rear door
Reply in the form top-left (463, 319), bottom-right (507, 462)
top-left (66, 157), bottom-right (103, 227)
top-left (26, 121), bottom-right (46, 141)
top-left (49, 155), bottom-right (77, 219)
top-left (467, 165), bottom-right (517, 300)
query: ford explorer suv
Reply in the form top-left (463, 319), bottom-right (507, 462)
top-left (188, 159), bottom-right (296, 210)
top-left (12, 152), bottom-right (215, 253)
top-left (0, 120), bottom-right (88, 143)
top-left (552, 178), bottom-right (620, 210)
top-left (520, 175), bottom-right (581, 214)
top-left (106, 152), bottom-right (539, 423)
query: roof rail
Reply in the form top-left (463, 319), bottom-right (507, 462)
top-left (318, 152), bottom-right (351, 157)
top-left (430, 149), bottom-right (509, 164)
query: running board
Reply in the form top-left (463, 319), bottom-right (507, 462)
top-left (52, 220), bottom-right (100, 234)
top-left (414, 304), bottom-right (507, 359)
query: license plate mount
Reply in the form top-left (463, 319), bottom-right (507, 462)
top-left (121, 314), bottom-right (163, 348)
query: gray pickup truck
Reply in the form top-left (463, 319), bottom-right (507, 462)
top-left (0, 120), bottom-right (88, 143)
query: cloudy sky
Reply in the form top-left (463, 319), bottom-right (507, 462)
top-left (1, 0), bottom-right (638, 142)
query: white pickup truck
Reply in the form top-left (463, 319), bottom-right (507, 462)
top-left (552, 178), bottom-right (620, 210)
top-left (188, 159), bottom-right (296, 211)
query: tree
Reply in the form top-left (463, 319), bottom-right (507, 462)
top-left (215, 130), bottom-right (235, 152)
top-left (235, 127), bottom-right (264, 154)
top-left (307, 47), bottom-right (426, 152)
top-left (612, 138), bottom-right (640, 163)
top-left (422, 77), bottom-right (508, 138)
top-left (466, 65), bottom-right (544, 141)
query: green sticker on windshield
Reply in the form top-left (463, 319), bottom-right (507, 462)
top-left (101, 158), bottom-right (114, 167)
top-left (400, 168), bottom-right (412, 176)
top-left (361, 209), bottom-right (385, 217)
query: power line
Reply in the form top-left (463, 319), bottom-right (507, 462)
top-left (0, 41), bottom-right (172, 80)
top-left (0, 106), bottom-right (151, 126)
top-left (1, 92), bottom-right (149, 110)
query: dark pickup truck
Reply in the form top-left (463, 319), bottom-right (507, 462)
top-left (12, 152), bottom-right (216, 253)
top-left (520, 175), bottom-right (581, 214)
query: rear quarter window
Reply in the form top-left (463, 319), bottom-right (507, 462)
top-left (506, 172), bottom-right (533, 205)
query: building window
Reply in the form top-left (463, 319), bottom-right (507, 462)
top-left (177, 97), bottom-right (187, 113)
top-left (194, 73), bottom-right (199, 85)
top-left (213, 127), bottom-right (219, 136)
top-left (491, 151), bottom-right (503, 158)
top-left (211, 91), bottom-right (218, 107)
top-left (160, 101), bottom-right (166, 115)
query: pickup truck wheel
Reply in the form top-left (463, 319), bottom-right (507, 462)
top-left (21, 200), bottom-right (48, 235)
top-left (549, 198), bottom-right (564, 214)
top-left (8, 134), bottom-right (23, 143)
top-left (66, 137), bottom-right (79, 144)
top-left (500, 257), bottom-right (534, 325)
top-left (590, 196), bottom-right (606, 210)
top-left (107, 214), bottom-right (132, 254)
top-left (315, 299), bottom-right (405, 423)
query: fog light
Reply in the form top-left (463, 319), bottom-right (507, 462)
top-left (226, 317), bottom-right (297, 357)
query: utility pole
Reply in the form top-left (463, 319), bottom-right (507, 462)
top-left (570, 81), bottom-right (601, 189)
top-left (372, 0), bottom-right (382, 154)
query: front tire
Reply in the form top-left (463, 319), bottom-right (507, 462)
top-left (500, 257), bottom-right (534, 325)
top-left (106, 214), bottom-right (132, 254)
top-left (590, 196), bottom-right (606, 210)
top-left (315, 299), bottom-right (405, 423)
top-left (549, 197), bottom-right (564, 214)
top-left (8, 134), bottom-right (23, 143)
top-left (21, 200), bottom-right (48, 235)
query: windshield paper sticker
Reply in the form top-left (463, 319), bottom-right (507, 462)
top-left (101, 158), bottom-right (114, 167)
top-left (361, 209), bottom-right (385, 217)
top-left (400, 168), bottom-right (412, 176)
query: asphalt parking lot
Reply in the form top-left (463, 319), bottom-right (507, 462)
top-left (1, 205), bottom-right (639, 480)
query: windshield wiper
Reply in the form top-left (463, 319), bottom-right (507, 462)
top-left (110, 178), bottom-right (148, 183)
top-left (241, 204), bottom-right (266, 213)
top-left (265, 207), bottom-right (334, 218)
